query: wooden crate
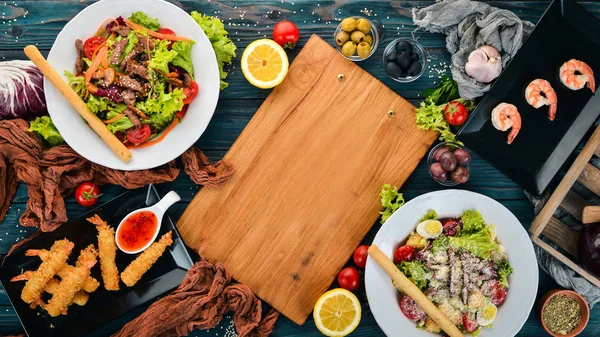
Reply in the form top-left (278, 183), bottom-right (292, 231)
top-left (529, 124), bottom-right (600, 288)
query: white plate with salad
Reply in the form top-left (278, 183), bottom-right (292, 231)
top-left (44, 0), bottom-right (222, 170)
top-left (365, 189), bottom-right (538, 337)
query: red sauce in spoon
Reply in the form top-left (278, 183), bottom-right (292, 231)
top-left (117, 211), bottom-right (158, 252)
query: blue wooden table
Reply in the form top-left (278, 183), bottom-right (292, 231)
top-left (1, 1), bottom-right (599, 336)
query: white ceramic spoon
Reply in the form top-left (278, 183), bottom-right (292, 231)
top-left (115, 191), bottom-right (181, 254)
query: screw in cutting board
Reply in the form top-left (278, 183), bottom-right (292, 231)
top-left (387, 110), bottom-right (396, 118)
top-left (337, 74), bottom-right (345, 82)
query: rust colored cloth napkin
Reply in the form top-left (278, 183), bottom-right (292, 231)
top-left (0, 118), bottom-right (233, 232)
top-left (113, 259), bottom-right (279, 337)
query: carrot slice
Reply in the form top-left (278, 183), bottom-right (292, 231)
top-left (103, 113), bottom-right (125, 124)
top-left (128, 117), bottom-right (179, 149)
top-left (124, 19), bottom-right (190, 42)
top-left (85, 45), bottom-right (108, 84)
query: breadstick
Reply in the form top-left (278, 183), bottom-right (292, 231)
top-left (368, 244), bottom-right (464, 337)
top-left (23, 45), bottom-right (131, 162)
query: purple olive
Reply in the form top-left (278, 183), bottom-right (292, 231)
top-left (430, 162), bottom-right (447, 181)
top-left (454, 149), bottom-right (471, 166)
top-left (439, 151), bottom-right (457, 171)
top-left (432, 146), bottom-right (451, 161)
top-left (451, 166), bottom-right (470, 183)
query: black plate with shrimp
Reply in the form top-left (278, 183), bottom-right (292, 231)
top-left (459, 0), bottom-right (600, 197)
top-left (0, 185), bottom-right (194, 337)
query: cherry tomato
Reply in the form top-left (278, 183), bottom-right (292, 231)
top-left (126, 124), bottom-right (152, 145)
top-left (490, 282), bottom-right (507, 305)
top-left (462, 312), bottom-right (479, 332)
top-left (75, 182), bottom-right (102, 207)
top-left (353, 245), bottom-right (369, 269)
top-left (393, 245), bottom-right (415, 264)
top-left (444, 101), bottom-right (469, 126)
top-left (337, 267), bottom-right (360, 291)
top-left (399, 295), bottom-right (426, 321)
top-left (176, 105), bottom-right (189, 119)
top-left (83, 36), bottom-right (106, 59)
top-left (157, 28), bottom-right (176, 35)
top-left (182, 81), bottom-right (199, 104)
top-left (272, 20), bottom-right (300, 49)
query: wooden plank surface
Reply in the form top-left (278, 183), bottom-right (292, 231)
top-left (177, 35), bottom-right (437, 324)
top-left (1, 1), bottom-right (600, 336)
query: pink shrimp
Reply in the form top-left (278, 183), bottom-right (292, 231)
top-left (560, 59), bottom-right (595, 93)
top-left (525, 79), bottom-right (558, 121)
top-left (491, 103), bottom-right (522, 145)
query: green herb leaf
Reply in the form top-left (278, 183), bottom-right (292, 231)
top-left (379, 184), bottom-right (405, 224)
top-left (29, 116), bottom-right (65, 147)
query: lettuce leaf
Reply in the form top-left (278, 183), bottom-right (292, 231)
top-left (190, 11), bottom-right (237, 90)
top-left (431, 235), bottom-right (449, 254)
top-left (128, 12), bottom-right (160, 31)
top-left (149, 40), bottom-right (178, 73)
top-left (121, 31), bottom-right (140, 59)
top-left (64, 70), bottom-right (86, 99)
top-left (379, 184), bottom-right (405, 224)
top-left (419, 210), bottom-right (438, 222)
top-left (29, 116), bottom-right (64, 147)
top-left (106, 109), bottom-right (134, 133)
top-left (397, 261), bottom-right (429, 290)
top-left (136, 88), bottom-right (185, 129)
top-left (449, 226), bottom-right (498, 259)
top-left (496, 259), bottom-right (513, 288)
top-left (461, 210), bottom-right (486, 234)
top-left (171, 40), bottom-right (196, 78)
top-left (86, 94), bottom-right (113, 115)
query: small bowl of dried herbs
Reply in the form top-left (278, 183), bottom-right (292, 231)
top-left (539, 289), bottom-right (589, 337)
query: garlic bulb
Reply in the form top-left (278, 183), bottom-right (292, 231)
top-left (465, 45), bottom-right (502, 83)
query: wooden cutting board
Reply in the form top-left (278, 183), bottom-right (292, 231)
top-left (177, 35), bottom-right (436, 325)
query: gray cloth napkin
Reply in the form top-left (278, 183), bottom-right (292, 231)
top-left (412, 0), bottom-right (535, 99)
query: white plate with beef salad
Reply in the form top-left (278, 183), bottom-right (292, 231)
top-left (365, 190), bottom-right (538, 337)
top-left (44, 0), bottom-right (220, 170)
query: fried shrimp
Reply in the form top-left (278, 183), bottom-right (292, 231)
top-left (26, 248), bottom-right (100, 293)
top-left (121, 231), bottom-right (173, 287)
top-left (45, 246), bottom-right (97, 317)
top-left (525, 79), bottom-right (558, 121)
top-left (20, 239), bottom-right (73, 306)
top-left (560, 58), bottom-right (595, 93)
top-left (87, 214), bottom-right (120, 290)
top-left (10, 274), bottom-right (89, 307)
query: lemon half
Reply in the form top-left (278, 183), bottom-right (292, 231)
top-left (313, 288), bottom-right (362, 337)
top-left (241, 39), bottom-right (289, 89)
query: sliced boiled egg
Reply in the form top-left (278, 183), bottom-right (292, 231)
top-left (477, 303), bottom-right (498, 326)
top-left (416, 220), bottom-right (442, 239)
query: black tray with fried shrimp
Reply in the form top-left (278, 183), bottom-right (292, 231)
top-left (0, 185), bottom-right (193, 337)
top-left (458, 0), bottom-right (600, 197)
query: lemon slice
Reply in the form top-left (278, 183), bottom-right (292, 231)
top-left (313, 288), bottom-right (362, 337)
top-left (241, 39), bottom-right (289, 89)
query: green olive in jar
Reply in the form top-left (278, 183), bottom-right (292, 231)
top-left (341, 18), bottom-right (357, 32)
top-left (350, 31), bottom-right (366, 43)
top-left (356, 18), bottom-right (371, 34)
top-left (341, 41), bottom-right (357, 57)
top-left (364, 34), bottom-right (373, 45)
top-left (335, 31), bottom-right (350, 46)
top-left (357, 42), bottom-right (371, 58)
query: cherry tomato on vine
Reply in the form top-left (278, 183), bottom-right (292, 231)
top-left (444, 101), bottom-right (469, 126)
top-left (353, 245), bottom-right (369, 269)
top-left (75, 182), bottom-right (102, 207)
top-left (337, 267), bottom-right (360, 291)
top-left (84, 36), bottom-right (106, 59)
top-left (272, 20), bottom-right (299, 49)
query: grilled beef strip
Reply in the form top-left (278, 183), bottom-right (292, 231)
top-left (109, 39), bottom-right (128, 65)
top-left (120, 89), bottom-right (136, 106)
top-left (119, 44), bottom-right (144, 70)
top-left (110, 25), bottom-right (131, 36)
top-left (123, 108), bottom-right (142, 128)
top-left (135, 33), bottom-right (155, 50)
top-left (115, 74), bottom-right (146, 95)
top-left (75, 39), bottom-right (86, 74)
top-left (125, 60), bottom-right (150, 81)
